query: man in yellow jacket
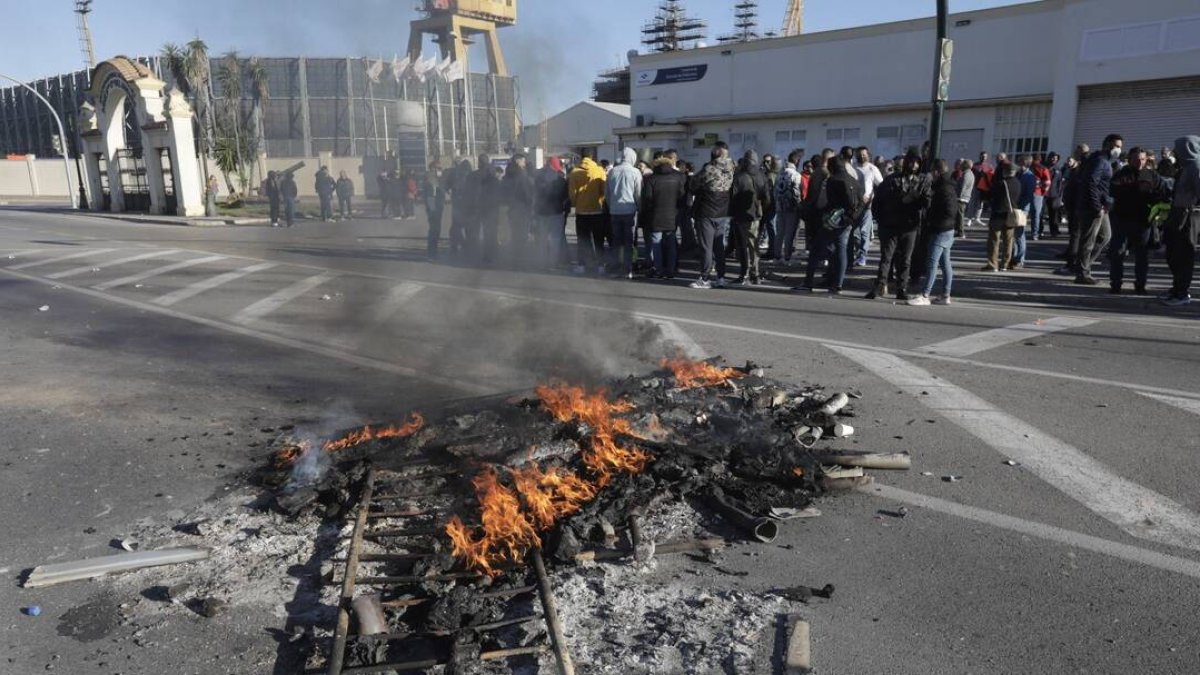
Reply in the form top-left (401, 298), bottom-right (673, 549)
top-left (568, 151), bottom-right (608, 275)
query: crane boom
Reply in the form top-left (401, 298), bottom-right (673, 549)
top-left (782, 0), bottom-right (803, 36)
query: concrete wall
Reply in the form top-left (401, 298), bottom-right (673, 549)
top-left (0, 158), bottom-right (77, 199)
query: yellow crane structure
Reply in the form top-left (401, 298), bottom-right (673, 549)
top-left (407, 0), bottom-right (515, 76)
top-left (782, 0), bottom-right (804, 36)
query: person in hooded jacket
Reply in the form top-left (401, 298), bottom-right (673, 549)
top-left (642, 156), bottom-right (687, 279)
top-left (606, 147), bottom-right (643, 278)
top-left (501, 152), bottom-right (535, 255)
top-left (280, 171), bottom-right (298, 227)
top-left (448, 159), bottom-right (477, 257)
top-left (801, 155), bottom-right (863, 294)
top-left (1162, 135), bottom-right (1200, 306)
top-left (568, 151), bottom-right (608, 274)
top-left (984, 161), bottom-right (1022, 272)
top-left (867, 150), bottom-right (931, 300)
top-left (534, 156), bottom-right (571, 268)
top-left (729, 150), bottom-right (772, 285)
top-left (1108, 147), bottom-right (1170, 295)
top-left (688, 144), bottom-right (735, 289)
top-left (909, 160), bottom-right (959, 306)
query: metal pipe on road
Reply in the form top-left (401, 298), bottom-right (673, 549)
top-left (0, 71), bottom-right (79, 209)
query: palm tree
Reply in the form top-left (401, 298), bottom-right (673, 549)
top-left (246, 57), bottom-right (270, 188)
top-left (215, 51), bottom-right (245, 193)
top-left (160, 43), bottom-right (191, 96)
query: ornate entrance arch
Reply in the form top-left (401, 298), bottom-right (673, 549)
top-left (78, 56), bottom-right (204, 216)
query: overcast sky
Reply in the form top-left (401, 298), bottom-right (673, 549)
top-left (2, 0), bottom-right (1033, 119)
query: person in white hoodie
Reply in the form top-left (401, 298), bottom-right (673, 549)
top-left (606, 147), bottom-right (643, 278)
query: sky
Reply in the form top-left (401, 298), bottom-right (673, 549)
top-left (1, 0), bottom-right (1034, 120)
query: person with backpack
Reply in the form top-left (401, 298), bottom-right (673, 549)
top-left (729, 150), bottom-right (772, 285)
top-left (773, 149), bottom-right (806, 264)
top-left (800, 155), bottom-right (863, 294)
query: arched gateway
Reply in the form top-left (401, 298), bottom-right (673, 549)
top-left (77, 56), bottom-right (204, 216)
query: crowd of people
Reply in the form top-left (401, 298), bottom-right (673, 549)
top-left (264, 132), bottom-right (1200, 308)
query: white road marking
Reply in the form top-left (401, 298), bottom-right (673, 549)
top-left (1139, 392), bottom-right (1200, 418)
top-left (230, 272), bottom-right (337, 326)
top-left (872, 484), bottom-right (1200, 581)
top-left (331, 281), bottom-right (424, 350)
top-left (3, 248), bottom-right (44, 259)
top-left (828, 345), bottom-right (1200, 553)
top-left (151, 262), bottom-right (278, 307)
top-left (9, 248), bottom-right (116, 270)
top-left (92, 255), bottom-right (227, 291)
top-left (918, 316), bottom-right (1099, 357)
top-left (648, 318), bottom-right (707, 359)
top-left (47, 249), bottom-right (181, 279)
top-left (0, 266), bottom-right (497, 395)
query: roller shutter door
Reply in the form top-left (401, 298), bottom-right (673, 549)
top-left (1074, 76), bottom-right (1200, 152)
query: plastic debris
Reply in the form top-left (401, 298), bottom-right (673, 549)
top-left (24, 547), bottom-right (210, 588)
top-left (1004, 460), bottom-right (1020, 466)
top-left (920, 471), bottom-right (933, 476)
top-left (38, 305), bottom-right (49, 312)
top-left (942, 475), bottom-right (962, 483)
top-left (23, 606), bottom-right (41, 617)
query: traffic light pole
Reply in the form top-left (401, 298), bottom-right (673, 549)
top-left (0, 72), bottom-right (79, 209)
top-left (928, 0), bottom-right (949, 164)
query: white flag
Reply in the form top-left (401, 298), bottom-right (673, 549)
top-left (412, 56), bottom-right (437, 82)
top-left (436, 56), bottom-right (453, 78)
top-left (443, 59), bottom-right (466, 83)
top-left (391, 55), bottom-right (410, 82)
top-left (366, 58), bottom-right (384, 84)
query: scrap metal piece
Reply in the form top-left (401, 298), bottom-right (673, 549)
top-left (23, 548), bottom-right (210, 588)
top-left (706, 487), bottom-right (779, 543)
top-left (818, 393), bottom-right (850, 416)
top-left (786, 618), bottom-right (812, 673)
top-left (531, 549), bottom-right (576, 675)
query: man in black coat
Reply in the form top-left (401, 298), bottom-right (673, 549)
top-left (472, 154), bottom-right (502, 264)
top-left (642, 157), bottom-right (688, 279)
top-left (867, 151), bottom-right (931, 300)
top-left (1074, 134), bottom-right (1123, 285)
top-left (501, 152), bottom-right (535, 255)
top-left (264, 171), bottom-right (281, 227)
top-left (314, 166), bottom-right (335, 222)
top-left (1108, 147), bottom-right (1169, 294)
top-left (801, 155), bottom-right (862, 294)
top-left (534, 156), bottom-right (571, 267)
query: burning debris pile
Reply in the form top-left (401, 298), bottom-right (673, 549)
top-left (261, 357), bottom-right (907, 673)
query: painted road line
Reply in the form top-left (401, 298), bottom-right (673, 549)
top-left (1140, 392), bottom-right (1200, 418)
top-left (0, 265), bottom-right (496, 396)
top-left (872, 484), bottom-right (1200, 581)
top-left (331, 281), bottom-right (424, 350)
top-left (3, 248), bottom-right (44, 260)
top-left (47, 249), bottom-right (181, 279)
top-left (92, 255), bottom-right (227, 291)
top-left (647, 318), bottom-right (707, 360)
top-left (230, 272), bottom-right (338, 326)
top-left (9, 247), bottom-right (116, 270)
top-left (151, 262), bottom-right (278, 307)
top-left (918, 316), bottom-right (1099, 357)
top-left (828, 345), bottom-right (1200, 553)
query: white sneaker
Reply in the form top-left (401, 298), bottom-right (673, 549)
top-left (271, 221), bottom-right (279, 227)
top-left (689, 279), bottom-right (712, 289)
top-left (908, 294), bottom-right (932, 306)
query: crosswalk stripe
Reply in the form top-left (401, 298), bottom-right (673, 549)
top-left (647, 318), bottom-right (707, 360)
top-left (230, 272), bottom-right (337, 326)
top-left (92, 255), bottom-right (226, 291)
top-left (828, 344), bottom-right (1200, 553)
top-left (9, 248), bottom-right (117, 270)
top-left (151, 262), bottom-right (278, 307)
top-left (47, 249), bottom-right (181, 279)
top-left (331, 281), bottom-right (424, 349)
top-left (918, 316), bottom-right (1098, 357)
top-left (1139, 392), bottom-right (1200, 418)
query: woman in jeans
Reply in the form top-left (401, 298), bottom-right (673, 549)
top-left (910, 160), bottom-right (960, 305)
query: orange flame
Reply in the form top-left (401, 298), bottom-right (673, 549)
top-left (661, 357), bottom-right (744, 389)
top-left (446, 384), bottom-right (653, 574)
top-left (272, 412), bottom-right (424, 468)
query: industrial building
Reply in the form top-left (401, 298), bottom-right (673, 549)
top-left (522, 100), bottom-right (630, 165)
top-left (617, 0), bottom-right (1200, 164)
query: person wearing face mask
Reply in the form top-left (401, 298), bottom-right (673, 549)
top-left (1073, 134), bottom-right (1123, 285)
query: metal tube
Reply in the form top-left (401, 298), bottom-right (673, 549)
top-left (0, 72), bottom-right (78, 209)
top-left (706, 487), bottom-right (779, 543)
top-left (329, 468), bottom-right (377, 675)
top-left (928, 0), bottom-right (949, 163)
top-left (531, 549), bottom-right (576, 675)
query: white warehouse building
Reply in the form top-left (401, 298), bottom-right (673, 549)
top-left (616, 0), bottom-right (1200, 165)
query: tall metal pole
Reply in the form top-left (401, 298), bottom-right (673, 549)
top-left (0, 72), bottom-right (79, 209)
top-left (928, 0), bottom-right (949, 164)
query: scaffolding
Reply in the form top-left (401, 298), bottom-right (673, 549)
top-left (74, 0), bottom-right (97, 72)
top-left (641, 1), bottom-right (707, 53)
top-left (719, 1), bottom-right (760, 43)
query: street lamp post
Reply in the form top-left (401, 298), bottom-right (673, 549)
top-left (0, 72), bottom-right (80, 209)
top-left (928, 0), bottom-right (950, 164)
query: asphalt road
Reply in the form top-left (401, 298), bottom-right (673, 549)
top-left (0, 206), bottom-right (1197, 675)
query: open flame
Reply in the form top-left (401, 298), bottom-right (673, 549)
top-left (273, 412), bottom-right (425, 468)
top-left (661, 357), bottom-right (744, 389)
top-left (446, 384), bottom-right (652, 575)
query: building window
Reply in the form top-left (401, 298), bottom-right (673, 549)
top-left (729, 132), bottom-right (744, 145)
top-left (826, 127), bottom-right (860, 143)
top-left (994, 102), bottom-right (1051, 156)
